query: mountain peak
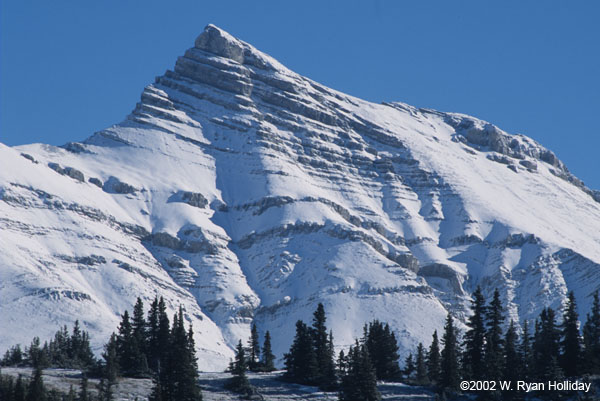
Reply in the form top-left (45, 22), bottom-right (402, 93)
top-left (193, 24), bottom-right (285, 71)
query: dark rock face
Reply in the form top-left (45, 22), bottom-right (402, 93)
top-left (181, 191), bottom-right (208, 208)
top-left (48, 163), bottom-right (85, 182)
top-left (88, 177), bottom-right (103, 187)
top-left (103, 176), bottom-right (137, 194)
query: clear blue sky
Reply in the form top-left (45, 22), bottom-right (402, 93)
top-left (2, 1), bottom-right (599, 189)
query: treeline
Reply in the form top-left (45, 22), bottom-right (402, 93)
top-left (404, 288), bottom-right (600, 399)
top-left (0, 296), bottom-right (202, 401)
top-left (224, 324), bottom-right (276, 397)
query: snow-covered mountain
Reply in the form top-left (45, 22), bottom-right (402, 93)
top-left (1, 24), bottom-right (599, 370)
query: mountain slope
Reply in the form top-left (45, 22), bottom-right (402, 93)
top-left (1, 24), bottom-right (599, 369)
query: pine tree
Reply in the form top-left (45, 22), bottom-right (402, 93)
top-left (364, 320), bottom-right (402, 381)
top-left (484, 289), bottom-right (505, 382)
top-left (102, 333), bottom-right (119, 384)
top-left (15, 374), bottom-right (26, 401)
top-left (312, 303), bottom-right (336, 388)
top-left (502, 320), bottom-right (521, 401)
top-left (462, 286), bottom-right (486, 380)
top-left (247, 324), bottom-right (261, 372)
top-left (560, 291), bottom-right (581, 377)
top-left (166, 307), bottom-right (202, 401)
top-left (79, 373), bottom-right (89, 401)
top-left (261, 330), bottom-right (276, 372)
top-left (132, 298), bottom-right (147, 354)
top-left (427, 330), bottom-right (441, 385)
top-left (403, 353), bottom-right (415, 380)
top-left (225, 340), bottom-right (252, 396)
top-left (582, 290), bottom-right (600, 374)
top-left (26, 366), bottom-right (46, 401)
top-left (519, 320), bottom-right (532, 381)
top-left (440, 314), bottom-right (460, 392)
top-left (415, 343), bottom-right (428, 385)
top-left (116, 310), bottom-right (136, 375)
top-left (147, 296), bottom-right (160, 372)
top-left (338, 342), bottom-right (381, 401)
top-left (533, 307), bottom-right (562, 381)
top-left (284, 320), bottom-right (318, 384)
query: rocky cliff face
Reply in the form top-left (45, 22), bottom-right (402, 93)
top-left (1, 24), bottom-right (599, 370)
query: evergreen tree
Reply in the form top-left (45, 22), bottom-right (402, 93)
top-left (102, 333), bottom-right (119, 384)
top-left (502, 320), bottom-right (521, 400)
top-left (147, 296), bottom-right (160, 372)
top-left (132, 297), bottom-right (147, 354)
top-left (247, 324), bottom-right (261, 372)
top-left (484, 289), bottom-right (505, 382)
top-left (415, 343), bottom-right (428, 385)
top-left (337, 350), bottom-right (347, 376)
top-left (311, 303), bottom-right (336, 388)
top-left (440, 314), bottom-right (460, 392)
top-left (462, 286), bottom-right (486, 380)
top-left (26, 366), bottom-right (46, 401)
top-left (427, 330), bottom-right (441, 385)
top-left (156, 298), bottom-right (171, 374)
top-left (560, 291), bottom-right (581, 377)
top-left (167, 307), bottom-right (202, 401)
top-left (519, 320), bottom-right (532, 381)
top-left (364, 320), bottom-right (402, 381)
top-left (116, 310), bottom-right (139, 376)
top-left (225, 340), bottom-right (252, 396)
top-left (78, 373), bottom-right (89, 401)
top-left (15, 374), bottom-right (26, 401)
top-left (97, 378), bottom-right (113, 401)
top-left (261, 331), bottom-right (276, 372)
top-left (283, 320), bottom-right (318, 384)
top-left (582, 290), bottom-right (600, 374)
top-left (533, 307), bottom-right (562, 381)
top-left (338, 342), bottom-right (381, 401)
top-left (403, 354), bottom-right (415, 380)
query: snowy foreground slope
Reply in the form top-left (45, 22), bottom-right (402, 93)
top-left (1, 25), bottom-right (599, 370)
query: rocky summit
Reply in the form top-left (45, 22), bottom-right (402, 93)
top-left (1, 24), bottom-right (599, 370)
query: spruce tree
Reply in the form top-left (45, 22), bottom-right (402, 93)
top-left (364, 320), bottom-right (402, 381)
top-left (116, 310), bottom-right (137, 375)
top-left (427, 330), bottom-right (441, 385)
top-left (462, 286), bottom-right (486, 380)
top-left (503, 320), bottom-right (521, 401)
top-left (519, 320), bottom-right (532, 381)
top-left (168, 307), bottom-right (202, 401)
top-left (560, 291), bottom-right (581, 377)
top-left (311, 303), bottom-right (336, 388)
top-left (26, 366), bottom-right (46, 401)
top-left (261, 331), bottom-right (276, 372)
top-left (440, 314), bottom-right (460, 392)
top-left (403, 353), bottom-right (415, 380)
top-left (339, 342), bottom-right (381, 401)
top-left (247, 324), bottom-right (261, 372)
top-left (15, 374), bottom-right (26, 401)
top-left (533, 307), bottom-right (562, 381)
top-left (582, 290), bottom-right (600, 374)
top-left (415, 343), bottom-right (428, 385)
top-left (484, 289), bottom-right (504, 382)
top-left (225, 340), bottom-right (252, 396)
top-left (102, 333), bottom-right (120, 384)
top-left (79, 373), bottom-right (89, 401)
top-left (283, 320), bottom-right (318, 384)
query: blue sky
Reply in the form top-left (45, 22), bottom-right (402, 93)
top-left (1, 1), bottom-right (599, 189)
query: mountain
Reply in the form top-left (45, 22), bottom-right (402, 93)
top-left (1, 24), bottom-right (599, 370)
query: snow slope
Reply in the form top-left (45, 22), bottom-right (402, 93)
top-left (1, 24), bottom-right (599, 369)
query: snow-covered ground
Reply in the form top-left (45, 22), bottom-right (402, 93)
top-left (1, 24), bottom-right (599, 370)
top-left (1, 368), bottom-right (437, 401)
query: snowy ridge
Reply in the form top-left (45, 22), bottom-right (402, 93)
top-left (1, 24), bottom-right (599, 370)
